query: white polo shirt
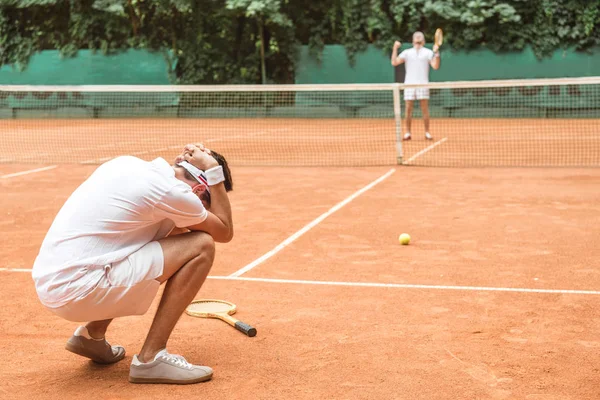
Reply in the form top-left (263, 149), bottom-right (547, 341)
top-left (32, 156), bottom-right (208, 308)
top-left (399, 47), bottom-right (434, 84)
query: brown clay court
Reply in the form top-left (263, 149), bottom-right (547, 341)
top-left (1, 117), bottom-right (600, 399)
top-left (1, 118), bottom-right (598, 166)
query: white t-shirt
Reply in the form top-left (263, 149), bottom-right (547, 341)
top-left (399, 47), bottom-right (434, 84)
top-left (32, 156), bottom-right (208, 308)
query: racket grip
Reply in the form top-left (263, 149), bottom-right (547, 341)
top-left (235, 321), bottom-right (257, 337)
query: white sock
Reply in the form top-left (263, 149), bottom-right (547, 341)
top-left (75, 326), bottom-right (104, 341)
top-left (132, 349), bottom-right (168, 366)
top-left (154, 349), bottom-right (169, 361)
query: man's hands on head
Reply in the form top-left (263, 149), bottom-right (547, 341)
top-left (176, 143), bottom-right (218, 170)
top-left (175, 143), bottom-right (234, 243)
top-left (187, 181), bottom-right (234, 243)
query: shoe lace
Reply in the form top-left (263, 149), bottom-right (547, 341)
top-left (161, 353), bottom-right (193, 370)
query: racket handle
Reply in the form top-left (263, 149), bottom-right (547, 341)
top-left (235, 321), bottom-right (257, 337)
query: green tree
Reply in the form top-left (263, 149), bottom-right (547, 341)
top-left (0, 0), bottom-right (598, 83)
top-left (0, 0), bottom-right (132, 70)
top-left (226, 0), bottom-right (294, 84)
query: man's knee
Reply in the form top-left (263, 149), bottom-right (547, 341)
top-left (188, 231), bottom-right (216, 262)
top-left (157, 231), bottom-right (216, 283)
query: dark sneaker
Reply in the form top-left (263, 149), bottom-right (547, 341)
top-left (65, 326), bottom-right (125, 364)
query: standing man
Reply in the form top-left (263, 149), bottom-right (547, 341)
top-left (391, 31), bottom-right (440, 140)
top-left (32, 144), bottom-right (233, 385)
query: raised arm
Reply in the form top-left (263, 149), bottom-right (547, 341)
top-left (391, 41), bottom-right (404, 67)
top-left (430, 45), bottom-right (440, 70)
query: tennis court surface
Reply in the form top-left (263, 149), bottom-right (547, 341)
top-left (1, 78), bottom-right (600, 399)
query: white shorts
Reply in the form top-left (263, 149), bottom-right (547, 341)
top-left (51, 241), bottom-right (164, 322)
top-left (404, 88), bottom-right (430, 101)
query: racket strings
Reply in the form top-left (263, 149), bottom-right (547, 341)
top-left (187, 300), bottom-right (235, 315)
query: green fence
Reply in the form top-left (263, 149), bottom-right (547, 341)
top-left (0, 50), bottom-right (171, 85)
top-left (0, 49), bottom-right (176, 117)
top-left (294, 45), bottom-right (600, 117)
top-left (0, 47), bottom-right (598, 119)
top-left (295, 44), bottom-right (600, 83)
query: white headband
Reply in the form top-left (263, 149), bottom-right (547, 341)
top-left (178, 161), bottom-right (209, 192)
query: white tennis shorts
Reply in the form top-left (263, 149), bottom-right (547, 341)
top-left (404, 88), bottom-right (430, 101)
top-left (51, 241), bottom-right (164, 322)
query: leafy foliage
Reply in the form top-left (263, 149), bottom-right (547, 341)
top-left (0, 0), bottom-right (598, 82)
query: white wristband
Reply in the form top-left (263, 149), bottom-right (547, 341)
top-left (205, 166), bottom-right (225, 186)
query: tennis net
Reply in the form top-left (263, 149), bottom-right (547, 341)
top-left (0, 77), bottom-right (598, 167)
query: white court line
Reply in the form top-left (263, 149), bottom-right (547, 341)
top-left (228, 168), bottom-right (396, 278)
top-left (8, 141), bottom-right (137, 163)
top-left (0, 165), bottom-right (57, 179)
top-left (210, 276), bottom-right (600, 295)
top-left (403, 137), bottom-right (448, 165)
top-left (0, 268), bottom-right (34, 273)
top-left (2, 268), bottom-right (598, 295)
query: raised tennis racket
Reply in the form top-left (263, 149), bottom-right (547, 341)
top-left (186, 299), bottom-right (257, 337)
top-left (434, 28), bottom-right (443, 48)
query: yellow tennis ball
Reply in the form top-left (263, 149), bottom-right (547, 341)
top-left (399, 233), bottom-right (411, 245)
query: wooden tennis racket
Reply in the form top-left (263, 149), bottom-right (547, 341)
top-left (186, 299), bottom-right (257, 337)
top-left (434, 28), bottom-right (443, 48)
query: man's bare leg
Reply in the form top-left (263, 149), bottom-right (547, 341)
top-left (421, 99), bottom-right (432, 139)
top-left (76, 228), bottom-right (199, 344)
top-left (86, 319), bottom-right (112, 339)
top-left (405, 100), bottom-right (414, 138)
top-left (138, 231), bottom-right (215, 362)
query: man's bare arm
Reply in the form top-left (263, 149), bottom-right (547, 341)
top-left (391, 41), bottom-right (404, 67)
top-left (430, 45), bottom-right (441, 70)
top-left (180, 144), bottom-right (234, 243)
top-left (188, 182), bottom-right (233, 243)
top-left (168, 227), bottom-right (190, 236)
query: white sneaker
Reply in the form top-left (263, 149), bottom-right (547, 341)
top-left (403, 132), bottom-right (412, 141)
top-left (425, 132), bottom-right (433, 140)
top-left (129, 349), bottom-right (213, 384)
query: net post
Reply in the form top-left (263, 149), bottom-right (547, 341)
top-left (392, 83), bottom-right (403, 164)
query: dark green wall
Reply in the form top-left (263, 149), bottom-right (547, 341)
top-left (295, 45), bottom-right (600, 84)
top-left (0, 50), bottom-right (175, 114)
top-left (1, 46), bottom-right (598, 85)
top-left (0, 47), bottom-right (597, 119)
top-left (295, 46), bottom-right (394, 84)
top-left (294, 45), bottom-right (600, 118)
top-left (0, 50), bottom-right (171, 85)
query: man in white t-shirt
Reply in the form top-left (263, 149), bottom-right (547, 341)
top-left (391, 31), bottom-right (440, 140)
top-left (32, 143), bottom-right (233, 385)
